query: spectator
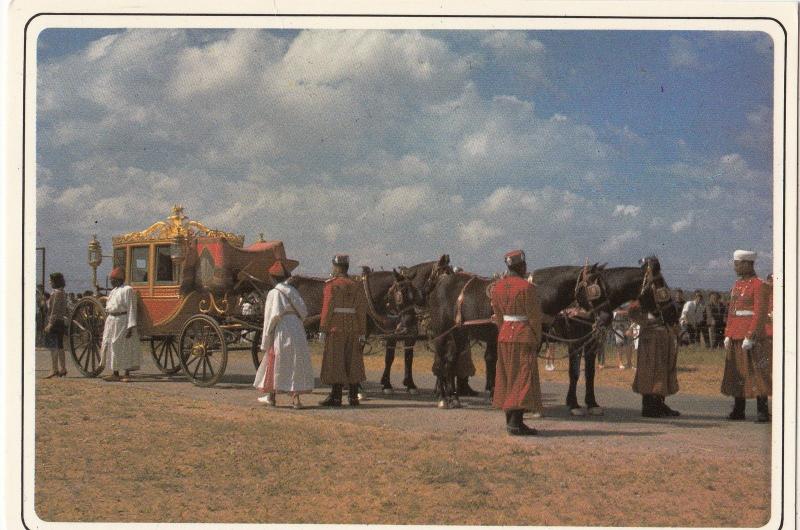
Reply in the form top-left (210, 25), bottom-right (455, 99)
top-left (44, 273), bottom-right (68, 378)
top-left (680, 291), bottom-right (706, 346)
top-left (706, 292), bottom-right (726, 348)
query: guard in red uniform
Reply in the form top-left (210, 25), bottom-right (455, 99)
top-left (319, 255), bottom-right (368, 407)
top-left (490, 250), bottom-right (543, 435)
top-left (721, 250), bottom-right (771, 422)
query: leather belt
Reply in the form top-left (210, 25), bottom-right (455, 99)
top-left (334, 308), bottom-right (356, 314)
top-left (735, 310), bottom-right (754, 316)
top-left (107, 311), bottom-right (128, 316)
top-left (503, 315), bottom-right (528, 322)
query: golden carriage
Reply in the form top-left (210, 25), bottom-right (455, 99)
top-left (67, 206), bottom-right (297, 386)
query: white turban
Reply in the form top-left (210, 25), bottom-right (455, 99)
top-left (733, 249), bottom-right (757, 262)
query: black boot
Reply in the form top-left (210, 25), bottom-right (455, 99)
top-left (348, 384), bottom-right (360, 406)
top-left (506, 410), bottom-right (537, 436)
top-left (728, 397), bottom-right (746, 420)
top-left (658, 396), bottom-right (681, 417)
top-left (642, 395), bottom-right (662, 417)
top-left (320, 384), bottom-right (343, 407)
top-left (756, 396), bottom-right (771, 423)
top-left (457, 377), bottom-right (479, 397)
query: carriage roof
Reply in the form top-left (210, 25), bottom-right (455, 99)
top-left (111, 205), bottom-right (245, 248)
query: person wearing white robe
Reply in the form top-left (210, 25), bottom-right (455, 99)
top-left (100, 267), bottom-right (141, 382)
top-left (253, 262), bottom-right (314, 409)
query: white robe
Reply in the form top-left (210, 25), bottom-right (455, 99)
top-left (253, 282), bottom-right (314, 393)
top-left (100, 285), bottom-right (141, 371)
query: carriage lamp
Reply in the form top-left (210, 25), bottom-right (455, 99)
top-left (88, 234), bottom-right (102, 293)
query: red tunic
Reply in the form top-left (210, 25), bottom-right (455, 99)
top-left (764, 279), bottom-right (773, 338)
top-left (490, 275), bottom-right (543, 412)
top-left (319, 274), bottom-right (367, 385)
top-left (724, 277), bottom-right (768, 340)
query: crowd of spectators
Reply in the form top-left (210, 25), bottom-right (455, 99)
top-left (673, 288), bottom-right (729, 348)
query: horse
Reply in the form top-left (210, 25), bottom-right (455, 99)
top-left (545, 256), bottom-right (681, 415)
top-left (399, 256), bottom-right (609, 409)
top-left (285, 260), bottom-right (443, 394)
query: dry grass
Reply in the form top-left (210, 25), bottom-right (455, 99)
top-left (35, 377), bottom-right (771, 526)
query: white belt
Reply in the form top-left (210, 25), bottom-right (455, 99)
top-left (503, 315), bottom-right (528, 322)
top-left (735, 310), bottom-right (754, 316)
top-left (334, 308), bottom-right (356, 314)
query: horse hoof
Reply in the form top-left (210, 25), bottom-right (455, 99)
top-left (407, 387), bottom-right (419, 395)
top-left (438, 399), bottom-right (449, 409)
top-left (570, 407), bottom-right (587, 416)
top-left (450, 399), bottom-right (462, 409)
top-left (382, 388), bottom-right (393, 395)
top-left (358, 393), bottom-right (368, 401)
top-left (588, 407), bottom-right (604, 416)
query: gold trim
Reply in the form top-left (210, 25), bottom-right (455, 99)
top-left (112, 205), bottom-right (244, 247)
top-left (198, 292), bottom-right (229, 316)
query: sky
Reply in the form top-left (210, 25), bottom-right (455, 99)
top-left (35, 28), bottom-right (776, 293)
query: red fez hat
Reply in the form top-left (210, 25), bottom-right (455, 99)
top-left (110, 267), bottom-right (125, 281)
top-left (504, 250), bottom-right (526, 267)
top-left (268, 260), bottom-right (290, 278)
top-left (332, 254), bottom-right (349, 266)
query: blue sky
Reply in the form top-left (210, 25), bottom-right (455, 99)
top-left (36, 29), bottom-right (775, 292)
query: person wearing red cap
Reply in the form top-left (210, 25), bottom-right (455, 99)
top-left (100, 266), bottom-right (140, 382)
top-left (318, 254), bottom-right (368, 407)
top-left (490, 250), bottom-right (543, 435)
top-left (721, 250), bottom-right (771, 422)
top-left (253, 260), bottom-right (314, 409)
top-left (628, 301), bottom-right (680, 417)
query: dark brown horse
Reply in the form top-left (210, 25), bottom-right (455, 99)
top-left (546, 256), bottom-right (681, 415)
top-left (411, 257), bottom-right (608, 409)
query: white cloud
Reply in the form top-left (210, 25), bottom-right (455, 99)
top-left (671, 213), bottom-right (694, 233)
top-left (603, 230), bottom-right (640, 255)
top-left (459, 219), bottom-right (501, 249)
top-left (668, 36), bottom-right (700, 69)
top-left (613, 204), bottom-right (641, 217)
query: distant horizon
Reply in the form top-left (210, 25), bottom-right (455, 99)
top-left (36, 28), bottom-right (776, 293)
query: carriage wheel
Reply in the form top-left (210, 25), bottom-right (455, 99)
top-left (67, 298), bottom-right (106, 377)
top-left (150, 335), bottom-right (182, 374)
top-left (178, 315), bottom-right (227, 387)
top-left (251, 329), bottom-right (263, 369)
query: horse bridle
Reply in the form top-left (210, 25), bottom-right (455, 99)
top-left (573, 264), bottom-right (610, 319)
top-left (638, 259), bottom-right (676, 329)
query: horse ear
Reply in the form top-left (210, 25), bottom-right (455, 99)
top-left (393, 268), bottom-right (403, 281)
top-left (438, 254), bottom-right (448, 267)
top-left (361, 265), bottom-right (372, 275)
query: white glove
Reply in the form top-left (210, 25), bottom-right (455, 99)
top-left (358, 335), bottom-right (366, 344)
top-left (317, 332), bottom-right (326, 343)
top-left (723, 337), bottom-right (731, 349)
top-left (742, 337), bottom-right (755, 351)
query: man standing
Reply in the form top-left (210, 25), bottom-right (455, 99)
top-left (721, 250), bottom-right (771, 422)
top-left (319, 255), bottom-right (368, 407)
top-left (254, 260), bottom-right (314, 409)
top-left (100, 267), bottom-right (140, 382)
top-left (680, 291), bottom-right (706, 346)
top-left (706, 292), bottom-right (725, 349)
top-left (490, 250), bottom-right (543, 436)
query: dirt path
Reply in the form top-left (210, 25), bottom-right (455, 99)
top-left (33, 347), bottom-right (774, 526)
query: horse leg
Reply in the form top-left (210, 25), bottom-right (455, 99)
top-left (402, 338), bottom-right (418, 394)
top-left (434, 336), bottom-right (449, 408)
top-left (449, 333), bottom-right (469, 408)
top-left (381, 338), bottom-right (396, 394)
top-left (484, 336), bottom-right (498, 397)
top-left (567, 345), bottom-right (585, 416)
top-left (584, 339), bottom-right (603, 415)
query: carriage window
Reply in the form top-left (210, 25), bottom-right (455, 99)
top-left (113, 248), bottom-right (126, 269)
top-left (130, 246), bottom-right (149, 283)
top-left (155, 245), bottom-right (176, 283)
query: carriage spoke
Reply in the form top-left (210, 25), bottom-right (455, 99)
top-left (204, 356), bottom-right (215, 377)
top-left (192, 355), bottom-right (203, 379)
